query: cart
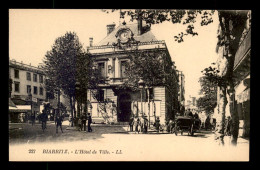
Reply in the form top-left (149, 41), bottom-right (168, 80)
top-left (173, 116), bottom-right (201, 136)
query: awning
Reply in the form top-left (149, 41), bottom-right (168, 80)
top-left (236, 88), bottom-right (250, 104)
top-left (9, 105), bottom-right (31, 113)
top-left (9, 98), bottom-right (16, 107)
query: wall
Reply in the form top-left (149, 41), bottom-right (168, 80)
top-left (154, 87), bottom-right (166, 124)
top-left (10, 67), bottom-right (46, 101)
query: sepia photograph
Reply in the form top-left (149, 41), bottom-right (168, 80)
top-left (8, 9), bottom-right (250, 161)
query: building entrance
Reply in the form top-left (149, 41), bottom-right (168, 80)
top-left (118, 93), bottom-right (131, 122)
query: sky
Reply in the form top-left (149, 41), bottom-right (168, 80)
top-left (9, 9), bottom-right (219, 101)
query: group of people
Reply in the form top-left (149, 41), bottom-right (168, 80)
top-left (29, 108), bottom-right (65, 134)
top-left (75, 113), bottom-right (93, 132)
top-left (129, 114), bottom-right (149, 134)
top-left (128, 115), bottom-right (163, 134)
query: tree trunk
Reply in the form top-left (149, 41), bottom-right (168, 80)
top-left (227, 79), bottom-right (239, 146)
top-left (147, 88), bottom-right (150, 128)
top-left (215, 85), bottom-right (227, 145)
top-left (69, 96), bottom-right (74, 127)
top-left (73, 95), bottom-right (77, 118)
top-left (84, 90), bottom-right (88, 114)
top-left (77, 100), bottom-right (80, 118)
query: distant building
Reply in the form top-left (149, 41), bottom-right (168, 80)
top-left (9, 59), bottom-right (46, 122)
top-left (87, 20), bottom-right (179, 124)
top-left (185, 95), bottom-right (197, 110)
top-left (176, 70), bottom-right (185, 106)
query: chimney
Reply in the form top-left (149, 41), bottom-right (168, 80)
top-left (106, 23), bottom-right (116, 35)
top-left (138, 18), bottom-right (143, 35)
top-left (89, 37), bottom-right (93, 47)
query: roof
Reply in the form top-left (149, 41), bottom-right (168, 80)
top-left (96, 23), bottom-right (158, 46)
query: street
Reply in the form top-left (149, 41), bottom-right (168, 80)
top-left (9, 121), bottom-right (249, 161)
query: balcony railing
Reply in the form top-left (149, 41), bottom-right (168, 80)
top-left (87, 40), bottom-right (166, 50)
top-left (234, 29), bottom-right (251, 70)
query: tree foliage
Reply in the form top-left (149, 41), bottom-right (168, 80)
top-left (104, 9), bottom-right (215, 43)
top-left (43, 32), bottom-right (99, 123)
top-left (197, 73), bottom-right (217, 114)
top-left (105, 9), bottom-right (250, 145)
top-left (117, 49), bottom-right (178, 91)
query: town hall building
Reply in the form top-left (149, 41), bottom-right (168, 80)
top-left (86, 20), bottom-right (180, 125)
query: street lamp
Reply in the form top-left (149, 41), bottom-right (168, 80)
top-left (138, 79), bottom-right (145, 117)
top-left (28, 92), bottom-right (33, 124)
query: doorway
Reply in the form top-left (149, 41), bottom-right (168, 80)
top-left (118, 93), bottom-right (131, 122)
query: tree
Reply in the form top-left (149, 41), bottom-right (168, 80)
top-left (43, 32), bottom-right (85, 127)
top-left (105, 9), bottom-right (250, 145)
top-left (197, 73), bottom-right (217, 114)
top-left (117, 49), bottom-right (179, 124)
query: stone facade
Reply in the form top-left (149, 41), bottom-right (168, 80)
top-left (86, 22), bottom-right (179, 125)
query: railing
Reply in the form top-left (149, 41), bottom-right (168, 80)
top-left (87, 40), bottom-right (166, 50)
top-left (234, 29), bottom-right (251, 70)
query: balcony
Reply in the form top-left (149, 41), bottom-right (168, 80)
top-left (234, 29), bottom-right (251, 70)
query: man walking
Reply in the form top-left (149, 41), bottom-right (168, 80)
top-left (31, 113), bottom-right (35, 126)
top-left (81, 113), bottom-right (87, 131)
top-left (41, 110), bottom-right (48, 131)
top-left (87, 113), bottom-right (92, 132)
top-left (56, 115), bottom-right (63, 133)
top-left (154, 117), bottom-right (160, 133)
top-left (129, 115), bottom-right (134, 132)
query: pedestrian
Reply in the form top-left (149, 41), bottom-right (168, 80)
top-left (54, 113), bottom-right (57, 125)
top-left (78, 117), bottom-right (82, 131)
top-left (143, 115), bottom-right (148, 133)
top-left (188, 109), bottom-right (193, 118)
top-left (56, 115), bottom-right (63, 133)
top-left (154, 117), bottom-right (160, 133)
top-left (134, 116), bottom-right (140, 134)
top-left (41, 110), bottom-right (48, 131)
top-left (87, 113), bottom-right (92, 132)
top-left (205, 115), bottom-right (211, 130)
top-left (81, 113), bottom-right (87, 131)
top-left (225, 116), bottom-right (232, 136)
top-left (69, 115), bottom-right (72, 126)
top-left (169, 120), bottom-right (175, 133)
top-left (129, 115), bottom-right (134, 132)
top-left (194, 112), bottom-right (199, 119)
top-left (31, 113), bottom-right (35, 126)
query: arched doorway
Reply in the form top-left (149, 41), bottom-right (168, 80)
top-left (118, 93), bottom-right (131, 122)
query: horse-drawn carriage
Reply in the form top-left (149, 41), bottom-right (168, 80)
top-left (173, 116), bottom-right (201, 136)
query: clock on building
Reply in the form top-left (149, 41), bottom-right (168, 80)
top-left (116, 28), bottom-right (133, 44)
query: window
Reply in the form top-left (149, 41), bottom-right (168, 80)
top-left (14, 82), bottom-right (20, 92)
top-left (39, 75), bottom-right (43, 83)
top-left (40, 87), bottom-right (43, 95)
top-left (97, 90), bottom-right (104, 102)
top-left (27, 72), bottom-right (31, 81)
top-left (33, 86), bottom-right (38, 95)
top-left (14, 69), bottom-right (19, 79)
top-left (27, 85), bottom-right (31, 94)
top-left (148, 88), bottom-right (154, 100)
top-left (33, 74), bottom-right (37, 82)
top-left (120, 61), bottom-right (128, 78)
top-left (98, 62), bottom-right (106, 78)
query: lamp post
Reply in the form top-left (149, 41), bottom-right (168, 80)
top-left (138, 79), bottom-right (145, 117)
top-left (28, 92), bottom-right (33, 124)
